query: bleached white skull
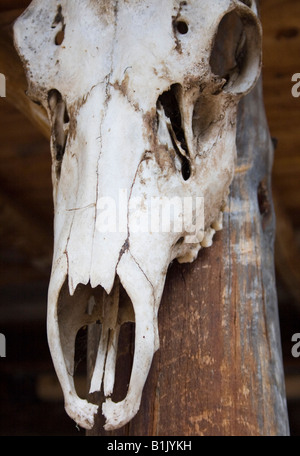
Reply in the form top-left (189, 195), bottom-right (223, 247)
top-left (14, 0), bottom-right (262, 431)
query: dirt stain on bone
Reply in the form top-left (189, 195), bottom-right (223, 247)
top-left (90, 0), bottom-right (119, 25)
top-left (52, 5), bottom-right (64, 28)
top-left (112, 74), bottom-right (139, 112)
top-left (143, 109), bottom-right (177, 175)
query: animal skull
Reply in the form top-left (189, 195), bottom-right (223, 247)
top-left (14, 0), bottom-right (262, 431)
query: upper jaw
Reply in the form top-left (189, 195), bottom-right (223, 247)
top-left (48, 240), bottom-right (165, 430)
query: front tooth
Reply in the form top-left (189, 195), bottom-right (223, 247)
top-left (196, 229), bottom-right (205, 243)
top-left (201, 227), bottom-right (216, 248)
top-left (89, 282), bottom-right (120, 395)
top-left (104, 326), bottom-right (121, 397)
top-left (89, 326), bottom-right (109, 394)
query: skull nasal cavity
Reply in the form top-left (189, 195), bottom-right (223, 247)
top-left (48, 89), bottom-right (69, 179)
top-left (158, 85), bottom-right (191, 181)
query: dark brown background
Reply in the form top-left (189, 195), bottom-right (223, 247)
top-left (0, 0), bottom-right (299, 436)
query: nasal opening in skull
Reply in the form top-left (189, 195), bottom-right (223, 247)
top-left (157, 84), bottom-right (191, 181)
top-left (48, 89), bottom-right (69, 179)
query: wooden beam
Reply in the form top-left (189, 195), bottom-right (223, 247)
top-left (0, 187), bottom-right (52, 279)
top-left (0, 10), bottom-right (50, 139)
top-left (0, 1), bottom-right (31, 13)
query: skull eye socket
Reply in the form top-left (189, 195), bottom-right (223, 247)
top-left (48, 89), bottom-right (69, 179)
top-left (210, 8), bottom-right (261, 95)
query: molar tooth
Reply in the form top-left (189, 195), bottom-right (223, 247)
top-left (196, 229), bottom-right (205, 243)
top-left (177, 244), bottom-right (202, 264)
top-left (211, 211), bottom-right (223, 231)
top-left (201, 227), bottom-right (216, 248)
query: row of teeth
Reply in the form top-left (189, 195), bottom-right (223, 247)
top-left (201, 209), bottom-right (224, 248)
top-left (176, 204), bottom-right (226, 264)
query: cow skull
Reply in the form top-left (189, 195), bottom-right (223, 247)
top-left (14, 0), bottom-right (262, 430)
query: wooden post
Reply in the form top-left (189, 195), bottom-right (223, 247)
top-left (87, 77), bottom-right (290, 436)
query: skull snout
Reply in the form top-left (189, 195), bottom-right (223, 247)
top-left (48, 248), bottom-right (162, 430)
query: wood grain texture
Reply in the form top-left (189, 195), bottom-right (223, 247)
top-left (261, 0), bottom-right (300, 228)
